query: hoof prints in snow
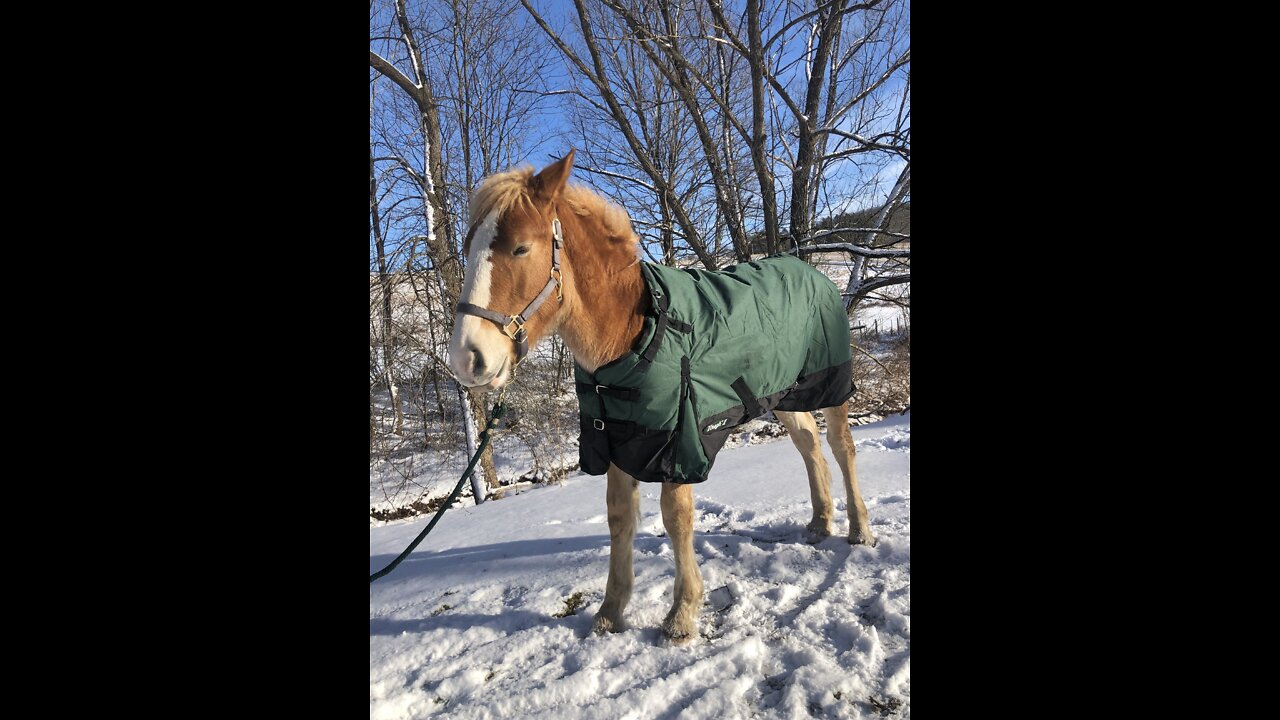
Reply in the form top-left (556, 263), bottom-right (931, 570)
top-left (857, 428), bottom-right (910, 452)
top-left (371, 414), bottom-right (911, 718)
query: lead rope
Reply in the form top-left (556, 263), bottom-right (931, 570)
top-left (370, 380), bottom-right (513, 584)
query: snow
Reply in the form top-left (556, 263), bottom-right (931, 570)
top-left (370, 412), bottom-right (910, 718)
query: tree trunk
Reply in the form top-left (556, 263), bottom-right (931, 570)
top-left (469, 390), bottom-right (497, 501)
top-left (370, 146), bottom-right (404, 435)
top-left (457, 385), bottom-right (486, 502)
top-left (745, 0), bottom-right (779, 256)
top-left (845, 164), bottom-right (910, 312)
top-left (789, 1), bottom-right (848, 248)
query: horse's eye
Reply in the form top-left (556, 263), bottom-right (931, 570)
top-left (513, 246), bottom-right (530, 257)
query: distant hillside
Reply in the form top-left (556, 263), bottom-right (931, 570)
top-left (813, 202), bottom-right (910, 246)
top-left (754, 202), bottom-right (911, 255)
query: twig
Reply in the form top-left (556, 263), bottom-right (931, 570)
top-left (852, 342), bottom-right (895, 378)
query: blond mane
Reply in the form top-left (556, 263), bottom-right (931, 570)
top-left (469, 166), bottom-right (536, 225)
top-left (470, 165), bottom-right (639, 247)
top-left (562, 185), bottom-right (638, 246)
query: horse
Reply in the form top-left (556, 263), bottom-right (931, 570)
top-left (446, 150), bottom-right (874, 643)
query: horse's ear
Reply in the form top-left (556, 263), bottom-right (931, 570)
top-left (532, 149), bottom-right (575, 201)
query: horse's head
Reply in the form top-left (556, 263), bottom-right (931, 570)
top-left (448, 150), bottom-right (575, 389)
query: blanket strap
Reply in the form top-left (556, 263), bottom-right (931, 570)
top-left (576, 382), bottom-right (640, 401)
top-left (731, 377), bottom-right (764, 418)
top-left (638, 290), bottom-right (692, 370)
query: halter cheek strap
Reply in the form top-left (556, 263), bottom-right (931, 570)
top-left (456, 218), bottom-right (563, 365)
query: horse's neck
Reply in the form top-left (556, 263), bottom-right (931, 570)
top-left (558, 241), bottom-right (647, 374)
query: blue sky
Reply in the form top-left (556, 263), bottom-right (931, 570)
top-left (501, 0), bottom-right (908, 216)
top-left (372, 0), bottom-right (908, 262)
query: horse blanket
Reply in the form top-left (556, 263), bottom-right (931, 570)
top-left (575, 254), bottom-right (854, 484)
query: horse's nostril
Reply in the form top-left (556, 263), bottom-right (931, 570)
top-left (468, 347), bottom-right (486, 374)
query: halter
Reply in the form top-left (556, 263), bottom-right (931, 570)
top-left (456, 217), bottom-right (564, 366)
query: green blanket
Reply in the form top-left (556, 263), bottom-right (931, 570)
top-left (575, 254), bottom-right (854, 484)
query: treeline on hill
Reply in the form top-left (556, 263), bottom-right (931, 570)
top-left (756, 203), bottom-right (911, 256)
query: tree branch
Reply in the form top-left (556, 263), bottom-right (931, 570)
top-left (518, 0), bottom-right (604, 86)
top-left (576, 164), bottom-right (657, 192)
top-left (764, 0), bottom-right (881, 52)
top-left (830, 48), bottom-right (910, 120)
top-left (851, 341), bottom-right (896, 378)
top-left (816, 128), bottom-right (909, 156)
top-left (370, 50), bottom-right (421, 99)
top-left (808, 227), bottom-right (910, 240)
top-left (843, 162), bottom-right (910, 309)
top-left (394, 0), bottom-right (426, 86)
top-left (847, 273), bottom-right (910, 300)
top-left (793, 242), bottom-right (910, 258)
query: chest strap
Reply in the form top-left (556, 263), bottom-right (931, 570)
top-left (637, 286), bottom-right (693, 370)
top-left (575, 382), bottom-right (640, 401)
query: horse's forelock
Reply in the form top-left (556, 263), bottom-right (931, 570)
top-left (468, 163), bottom-right (640, 254)
top-left (469, 165), bottom-right (536, 228)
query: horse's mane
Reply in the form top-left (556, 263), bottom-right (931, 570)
top-left (470, 165), bottom-right (638, 248)
top-left (469, 166), bottom-right (536, 225)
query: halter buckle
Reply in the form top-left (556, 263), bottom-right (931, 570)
top-left (551, 267), bottom-right (563, 302)
top-left (502, 315), bottom-right (526, 341)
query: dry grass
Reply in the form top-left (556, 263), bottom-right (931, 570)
top-left (848, 328), bottom-right (911, 419)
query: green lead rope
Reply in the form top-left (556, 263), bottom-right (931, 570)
top-left (369, 400), bottom-right (507, 584)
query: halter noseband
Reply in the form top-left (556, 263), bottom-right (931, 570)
top-left (456, 217), bottom-right (564, 366)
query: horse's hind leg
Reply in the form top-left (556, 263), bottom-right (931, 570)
top-left (660, 481), bottom-right (703, 643)
top-left (776, 410), bottom-right (834, 539)
top-left (822, 403), bottom-right (875, 546)
top-left (592, 464), bottom-right (639, 634)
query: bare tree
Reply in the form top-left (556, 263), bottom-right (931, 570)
top-left (523, 0), bottom-right (910, 278)
top-left (370, 138), bottom-right (404, 435)
top-left (372, 0), bottom-right (493, 500)
top-left (556, 3), bottom-right (716, 265)
top-left (521, 0), bottom-right (728, 267)
top-left (370, 0), bottom-right (564, 509)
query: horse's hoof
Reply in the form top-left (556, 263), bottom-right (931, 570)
top-left (592, 614), bottom-right (623, 634)
top-left (803, 520), bottom-right (834, 538)
top-left (849, 531), bottom-right (878, 547)
top-left (806, 521), bottom-right (832, 543)
top-left (662, 625), bottom-right (695, 646)
top-left (662, 612), bottom-right (698, 644)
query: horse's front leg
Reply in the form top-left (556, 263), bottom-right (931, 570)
top-left (592, 464), bottom-right (639, 634)
top-left (660, 481), bottom-right (703, 643)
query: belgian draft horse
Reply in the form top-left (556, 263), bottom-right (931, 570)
top-left (447, 151), bottom-right (873, 643)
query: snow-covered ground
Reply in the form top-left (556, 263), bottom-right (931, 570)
top-left (370, 412), bottom-right (910, 718)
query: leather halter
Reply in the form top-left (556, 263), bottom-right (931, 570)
top-left (456, 217), bottom-right (564, 365)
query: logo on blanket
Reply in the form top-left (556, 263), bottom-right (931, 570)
top-left (704, 418), bottom-right (729, 433)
